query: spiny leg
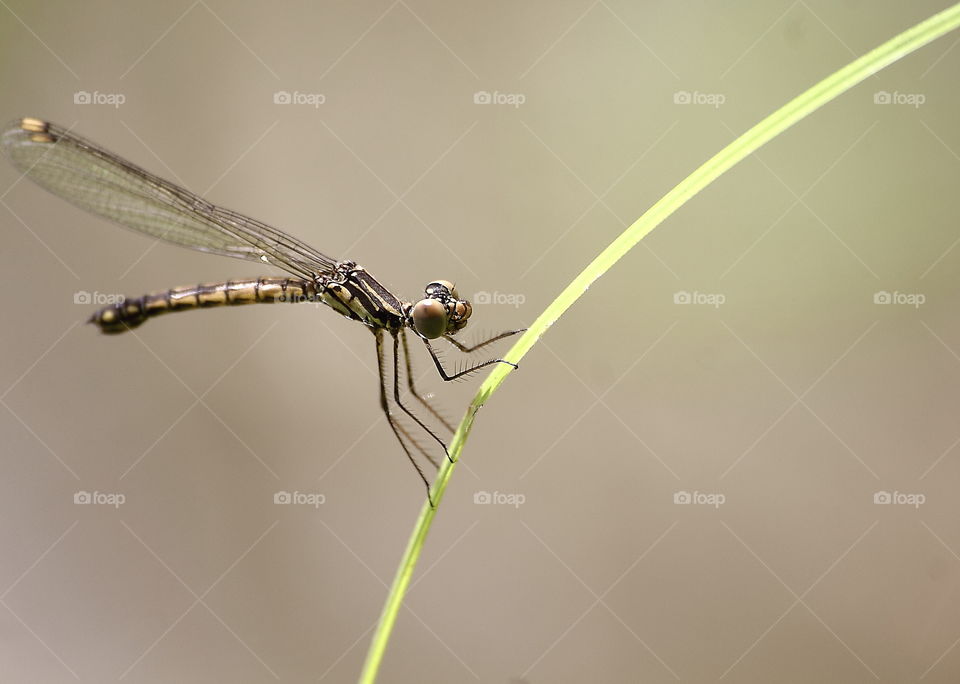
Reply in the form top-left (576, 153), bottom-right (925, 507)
top-left (391, 330), bottom-right (451, 463)
top-left (443, 328), bottom-right (526, 354)
top-left (374, 328), bottom-right (434, 505)
top-left (392, 418), bottom-right (438, 469)
top-left (387, 409), bottom-right (442, 474)
top-left (423, 338), bottom-right (519, 382)
top-left (392, 399), bottom-right (442, 470)
top-left (400, 327), bottom-right (455, 432)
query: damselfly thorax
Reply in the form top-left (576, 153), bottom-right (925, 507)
top-left (3, 117), bottom-right (522, 504)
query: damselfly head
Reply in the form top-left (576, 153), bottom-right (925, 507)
top-left (408, 280), bottom-right (473, 339)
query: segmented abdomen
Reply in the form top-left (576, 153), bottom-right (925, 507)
top-left (90, 277), bottom-right (317, 333)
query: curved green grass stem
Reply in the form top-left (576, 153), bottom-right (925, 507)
top-left (358, 5), bottom-right (960, 682)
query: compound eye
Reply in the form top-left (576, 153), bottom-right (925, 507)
top-left (411, 298), bottom-right (448, 339)
top-left (455, 300), bottom-right (472, 321)
top-left (428, 279), bottom-right (458, 300)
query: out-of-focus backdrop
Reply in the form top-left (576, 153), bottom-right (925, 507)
top-left (1, 2), bottom-right (959, 682)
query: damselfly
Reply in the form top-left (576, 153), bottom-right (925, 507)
top-left (2, 117), bottom-right (523, 501)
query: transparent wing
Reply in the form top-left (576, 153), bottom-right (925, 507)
top-left (1, 118), bottom-right (337, 279)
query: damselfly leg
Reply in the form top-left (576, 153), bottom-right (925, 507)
top-left (421, 331), bottom-right (524, 382)
top-left (374, 328), bottom-right (437, 505)
top-left (443, 329), bottom-right (527, 354)
top-left (379, 326), bottom-right (525, 501)
top-left (400, 328), bottom-right (454, 432)
top-left (390, 330), bottom-right (449, 459)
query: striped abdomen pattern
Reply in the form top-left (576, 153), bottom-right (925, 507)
top-left (90, 277), bottom-right (318, 333)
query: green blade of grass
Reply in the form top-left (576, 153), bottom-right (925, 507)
top-left (359, 5), bottom-right (960, 682)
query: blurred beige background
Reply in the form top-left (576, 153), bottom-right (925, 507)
top-left (2, 1), bottom-right (959, 682)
